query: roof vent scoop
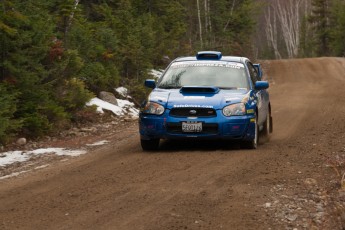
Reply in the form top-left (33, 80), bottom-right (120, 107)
top-left (180, 86), bottom-right (220, 94)
top-left (196, 51), bottom-right (222, 60)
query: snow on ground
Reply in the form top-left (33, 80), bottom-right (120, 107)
top-left (86, 140), bottom-right (109, 146)
top-left (0, 148), bottom-right (87, 167)
top-left (86, 97), bottom-right (139, 117)
top-left (0, 139), bottom-right (111, 178)
top-left (0, 91), bottom-right (139, 179)
top-left (0, 139), bottom-right (110, 179)
top-left (115, 87), bottom-right (128, 97)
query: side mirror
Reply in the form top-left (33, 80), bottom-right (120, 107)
top-left (144, 79), bottom-right (156, 89)
top-left (253, 64), bottom-right (263, 80)
top-left (255, 81), bottom-right (269, 90)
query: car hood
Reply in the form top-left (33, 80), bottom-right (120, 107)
top-left (148, 87), bottom-right (250, 110)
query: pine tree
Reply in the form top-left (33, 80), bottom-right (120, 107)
top-left (309, 0), bottom-right (331, 56)
top-left (329, 0), bottom-right (345, 56)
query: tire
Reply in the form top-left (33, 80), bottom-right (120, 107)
top-left (269, 115), bottom-right (273, 133)
top-left (241, 114), bottom-right (258, 149)
top-left (260, 110), bottom-right (272, 141)
top-left (141, 138), bottom-right (160, 151)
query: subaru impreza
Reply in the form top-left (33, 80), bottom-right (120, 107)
top-left (139, 51), bottom-right (272, 150)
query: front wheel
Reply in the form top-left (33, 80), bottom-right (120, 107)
top-left (141, 139), bottom-right (160, 151)
top-left (241, 114), bottom-right (258, 149)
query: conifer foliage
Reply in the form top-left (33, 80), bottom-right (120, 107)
top-left (0, 0), bottom-right (259, 143)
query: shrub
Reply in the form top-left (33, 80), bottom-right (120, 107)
top-left (58, 78), bottom-right (95, 112)
top-left (0, 84), bottom-right (21, 144)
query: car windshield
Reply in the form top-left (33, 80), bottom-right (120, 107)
top-left (158, 61), bottom-right (249, 89)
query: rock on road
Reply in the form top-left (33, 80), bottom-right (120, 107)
top-left (1, 58), bottom-right (345, 230)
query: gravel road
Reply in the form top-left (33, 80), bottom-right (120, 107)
top-left (1, 58), bottom-right (345, 230)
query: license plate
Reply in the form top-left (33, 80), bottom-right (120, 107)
top-left (182, 122), bottom-right (202, 132)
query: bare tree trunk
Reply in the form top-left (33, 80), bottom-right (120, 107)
top-left (204, 0), bottom-right (208, 34)
top-left (274, 0), bottom-right (302, 58)
top-left (223, 0), bottom-right (236, 32)
top-left (265, 6), bottom-right (282, 59)
top-left (207, 0), bottom-right (212, 33)
top-left (197, 0), bottom-right (203, 48)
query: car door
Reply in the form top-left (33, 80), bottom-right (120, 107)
top-left (246, 62), bottom-right (267, 125)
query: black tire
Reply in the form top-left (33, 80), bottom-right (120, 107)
top-left (141, 139), bottom-right (160, 151)
top-left (269, 115), bottom-right (273, 133)
top-left (260, 110), bottom-right (272, 141)
top-left (241, 113), bottom-right (258, 149)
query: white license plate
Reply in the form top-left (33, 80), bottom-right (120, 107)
top-left (182, 122), bottom-right (202, 132)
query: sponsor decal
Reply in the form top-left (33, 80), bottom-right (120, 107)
top-left (173, 104), bottom-right (213, 108)
top-left (171, 62), bottom-right (244, 69)
top-left (247, 109), bottom-right (255, 114)
top-left (250, 118), bottom-right (256, 123)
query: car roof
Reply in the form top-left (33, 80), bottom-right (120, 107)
top-left (173, 55), bottom-right (248, 64)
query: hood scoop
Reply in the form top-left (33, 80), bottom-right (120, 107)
top-left (180, 86), bottom-right (219, 94)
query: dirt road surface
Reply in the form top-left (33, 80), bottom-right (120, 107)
top-left (1, 58), bottom-right (345, 230)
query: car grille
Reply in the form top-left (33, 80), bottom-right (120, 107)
top-left (169, 108), bottom-right (217, 117)
top-left (167, 123), bottom-right (218, 134)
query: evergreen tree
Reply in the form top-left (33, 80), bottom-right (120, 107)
top-left (309, 0), bottom-right (331, 56)
top-left (329, 0), bottom-right (345, 56)
top-left (0, 0), bottom-right (262, 143)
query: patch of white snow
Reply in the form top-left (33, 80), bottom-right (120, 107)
top-left (115, 87), bottom-right (128, 97)
top-left (0, 148), bottom-right (87, 167)
top-left (0, 151), bottom-right (30, 166)
top-left (0, 170), bottom-right (30, 180)
top-left (86, 97), bottom-right (138, 117)
top-left (86, 140), bottom-right (110, 146)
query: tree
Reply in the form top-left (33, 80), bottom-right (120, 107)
top-left (309, 0), bottom-right (331, 56)
top-left (0, 0), bottom-right (262, 142)
top-left (329, 0), bottom-right (345, 56)
top-left (264, 0), bottom-right (309, 59)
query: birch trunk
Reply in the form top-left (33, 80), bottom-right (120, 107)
top-left (204, 0), bottom-right (208, 33)
top-left (265, 6), bottom-right (282, 59)
top-left (274, 0), bottom-right (302, 58)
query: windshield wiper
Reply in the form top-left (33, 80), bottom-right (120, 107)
top-left (158, 86), bottom-right (181, 89)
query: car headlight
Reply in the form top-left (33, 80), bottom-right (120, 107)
top-left (142, 102), bottom-right (165, 115)
top-left (223, 103), bottom-right (246, 116)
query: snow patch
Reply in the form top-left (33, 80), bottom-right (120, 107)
top-left (30, 148), bottom-right (87, 157)
top-left (0, 170), bottom-right (30, 180)
top-left (0, 151), bottom-right (30, 166)
top-left (0, 148), bottom-right (87, 167)
top-left (86, 97), bottom-right (139, 117)
top-left (86, 140), bottom-right (109, 146)
top-left (115, 87), bottom-right (128, 97)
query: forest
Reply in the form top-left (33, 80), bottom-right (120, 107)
top-left (0, 0), bottom-right (345, 144)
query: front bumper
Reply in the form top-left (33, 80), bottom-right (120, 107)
top-left (139, 109), bottom-right (256, 141)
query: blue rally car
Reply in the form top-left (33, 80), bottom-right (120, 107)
top-left (139, 51), bottom-right (273, 150)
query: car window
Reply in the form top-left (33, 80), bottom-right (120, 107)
top-left (247, 62), bottom-right (259, 85)
top-left (158, 62), bottom-right (249, 89)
